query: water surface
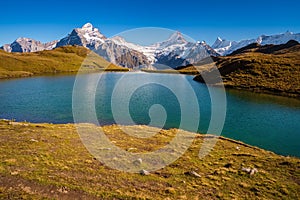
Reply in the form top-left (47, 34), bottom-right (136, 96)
top-left (0, 72), bottom-right (299, 157)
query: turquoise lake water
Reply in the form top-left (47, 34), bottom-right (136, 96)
top-left (0, 72), bottom-right (299, 157)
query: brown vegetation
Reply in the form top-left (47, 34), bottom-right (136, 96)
top-left (0, 120), bottom-right (299, 199)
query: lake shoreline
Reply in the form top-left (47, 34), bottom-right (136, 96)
top-left (1, 69), bottom-right (299, 100)
top-left (1, 119), bottom-right (298, 158)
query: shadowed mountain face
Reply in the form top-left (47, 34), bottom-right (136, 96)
top-left (193, 40), bottom-right (300, 98)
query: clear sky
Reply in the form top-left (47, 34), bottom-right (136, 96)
top-left (1, 0), bottom-right (300, 46)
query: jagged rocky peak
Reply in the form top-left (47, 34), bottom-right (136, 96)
top-left (212, 37), bottom-right (232, 49)
top-left (196, 40), bottom-right (206, 45)
top-left (77, 22), bottom-right (106, 41)
top-left (56, 23), bottom-right (106, 48)
top-left (79, 23), bottom-right (105, 38)
top-left (167, 31), bottom-right (188, 44)
top-left (212, 37), bottom-right (223, 47)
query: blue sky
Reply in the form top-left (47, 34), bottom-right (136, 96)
top-left (1, 0), bottom-right (300, 46)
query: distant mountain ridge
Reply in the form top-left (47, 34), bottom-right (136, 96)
top-left (0, 37), bottom-right (57, 53)
top-left (1, 23), bottom-right (300, 68)
top-left (212, 31), bottom-right (300, 55)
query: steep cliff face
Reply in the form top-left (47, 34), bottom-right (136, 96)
top-left (94, 40), bottom-right (150, 68)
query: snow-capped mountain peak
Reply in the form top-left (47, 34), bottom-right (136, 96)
top-left (56, 22), bottom-right (106, 49)
top-left (82, 22), bottom-right (94, 30)
top-left (212, 37), bottom-right (231, 49)
top-left (15, 37), bottom-right (32, 42)
top-left (76, 22), bottom-right (106, 43)
top-left (168, 31), bottom-right (187, 44)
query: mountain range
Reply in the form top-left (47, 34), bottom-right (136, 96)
top-left (212, 31), bottom-right (300, 55)
top-left (1, 23), bottom-right (300, 68)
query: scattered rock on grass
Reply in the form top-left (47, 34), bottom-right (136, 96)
top-left (133, 158), bottom-right (142, 165)
top-left (140, 169), bottom-right (150, 176)
top-left (241, 167), bottom-right (258, 175)
top-left (57, 186), bottom-right (68, 194)
top-left (184, 171), bottom-right (201, 178)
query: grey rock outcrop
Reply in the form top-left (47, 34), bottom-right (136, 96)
top-left (0, 37), bottom-right (58, 53)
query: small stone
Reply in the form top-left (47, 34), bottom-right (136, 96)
top-left (241, 167), bottom-right (251, 173)
top-left (236, 146), bottom-right (240, 150)
top-left (127, 147), bottom-right (137, 152)
top-left (30, 139), bottom-right (38, 142)
top-left (250, 168), bottom-right (258, 175)
top-left (184, 171), bottom-right (201, 178)
top-left (140, 169), bottom-right (150, 176)
top-left (58, 186), bottom-right (68, 193)
top-left (224, 163), bottom-right (233, 168)
top-left (241, 167), bottom-right (258, 175)
top-left (133, 158), bottom-right (142, 165)
top-left (10, 171), bottom-right (19, 175)
top-left (99, 147), bottom-right (111, 150)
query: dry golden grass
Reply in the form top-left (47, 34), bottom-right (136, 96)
top-left (0, 120), bottom-right (299, 199)
top-left (193, 43), bottom-right (300, 98)
top-left (0, 46), bottom-right (128, 79)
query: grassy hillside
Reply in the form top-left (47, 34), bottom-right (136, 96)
top-left (0, 120), bottom-right (299, 199)
top-left (0, 46), bottom-right (128, 79)
top-left (191, 41), bottom-right (300, 98)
